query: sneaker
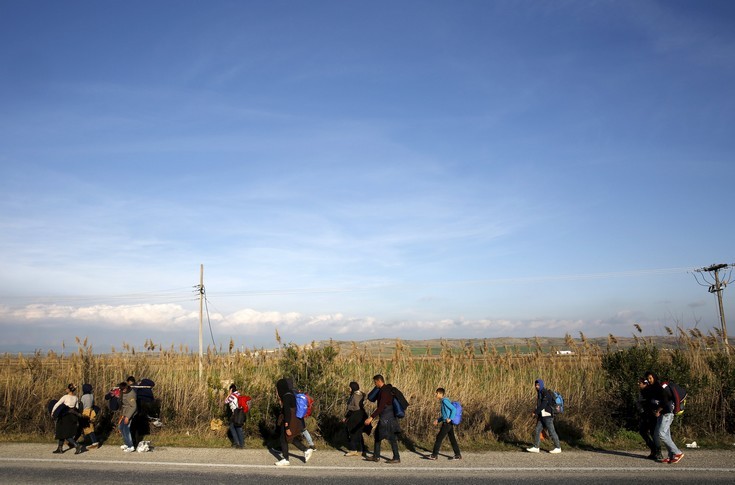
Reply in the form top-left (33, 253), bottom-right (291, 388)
top-left (120, 445), bottom-right (128, 450)
top-left (123, 446), bottom-right (135, 453)
top-left (385, 458), bottom-right (401, 464)
top-left (88, 442), bottom-right (99, 449)
top-left (450, 455), bottom-right (462, 460)
top-left (364, 456), bottom-right (380, 462)
top-left (549, 448), bottom-right (562, 454)
top-left (669, 453), bottom-right (684, 464)
top-left (526, 447), bottom-right (540, 453)
top-left (275, 459), bottom-right (290, 467)
top-left (427, 455), bottom-right (438, 460)
top-left (660, 457), bottom-right (671, 463)
top-left (304, 448), bottom-right (313, 462)
top-left (344, 451), bottom-right (359, 457)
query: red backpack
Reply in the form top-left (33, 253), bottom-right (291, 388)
top-left (237, 394), bottom-right (252, 412)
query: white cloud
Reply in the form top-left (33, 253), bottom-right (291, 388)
top-left (1, 303), bottom-right (196, 330)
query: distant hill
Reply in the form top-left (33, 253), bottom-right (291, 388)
top-left (310, 335), bottom-right (684, 357)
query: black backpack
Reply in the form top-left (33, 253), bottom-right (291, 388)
top-left (391, 386), bottom-right (409, 410)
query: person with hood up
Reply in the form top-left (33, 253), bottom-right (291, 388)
top-left (274, 378), bottom-right (312, 466)
top-left (526, 379), bottom-right (561, 454)
top-left (342, 381), bottom-right (367, 457)
top-left (79, 383), bottom-right (99, 449)
top-left (50, 384), bottom-right (84, 455)
top-left (645, 371), bottom-right (684, 464)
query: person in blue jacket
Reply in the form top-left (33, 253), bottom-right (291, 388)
top-left (427, 387), bottom-right (461, 460)
top-left (526, 378), bottom-right (561, 454)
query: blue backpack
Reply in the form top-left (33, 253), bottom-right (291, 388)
top-left (547, 390), bottom-right (564, 414)
top-left (392, 397), bottom-right (405, 418)
top-left (451, 401), bottom-right (463, 425)
top-left (295, 393), bottom-right (309, 419)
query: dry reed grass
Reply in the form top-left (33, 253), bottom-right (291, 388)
top-left (1, 328), bottom-right (732, 447)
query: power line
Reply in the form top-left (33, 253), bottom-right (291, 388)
top-left (692, 263), bottom-right (734, 351)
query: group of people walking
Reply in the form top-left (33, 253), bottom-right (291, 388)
top-left (50, 373), bottom-right (684, 466)
top-left (49, 376), bottom-right (156, 455)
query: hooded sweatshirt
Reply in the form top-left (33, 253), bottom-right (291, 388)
top-left (534, 379), bottom-right (554, 417)
top-left (646, 372), bottom-right (672, 414)
top-left (276, 378), bottom-right (303, 437)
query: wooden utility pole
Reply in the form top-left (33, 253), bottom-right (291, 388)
top-left (199, 264), bottom-right (204, 380)
top-left (694, 263), bottom-right (732, 353)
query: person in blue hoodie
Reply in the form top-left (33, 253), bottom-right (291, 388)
top-left (427, 388), bottom-right (461, 460)
top-left (526, 379), bottom-right (561, 454)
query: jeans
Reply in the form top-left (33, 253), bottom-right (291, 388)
top-left (300, 419), bottom-right (314, 447)
top-left (119, 420), bottom-right (134, 448)
top-left (534, 417), bottom-right (560, 448)
top-left (432, 422), bottom-right (461, 457)
top-left (230, 424), bottom-right (244, 447)
top-left (656, 413), bottom-right (681, 457)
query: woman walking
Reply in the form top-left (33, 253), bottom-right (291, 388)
top-left (50, 384), bottom-right (84, 454)
top-left (342, 381), bottom-right (367, 457)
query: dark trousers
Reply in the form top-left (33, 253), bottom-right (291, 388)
top-left (373, 431), bottom-right (399, 460)
top-left (279, 426), bottom-right (307, 461)
top-left (432, 422), bottom-right (461, 457)
top-left (639, 414), bottom-right (658, 454)
top-left (347, 426), bottom-right (364, 452)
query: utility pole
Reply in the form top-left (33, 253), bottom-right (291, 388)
top-left (693, 263), bottom-right (733, 352)
top-left (198, 264), bottom-right (204, 380)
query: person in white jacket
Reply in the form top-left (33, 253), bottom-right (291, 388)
top-left (51, 384), bottom-right (84, 454)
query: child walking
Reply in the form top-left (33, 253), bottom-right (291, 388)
top-left (427, 387), bottom-right (462, 460)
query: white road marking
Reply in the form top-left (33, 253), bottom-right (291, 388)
top-left (1, 457), bottom-right (734, 473)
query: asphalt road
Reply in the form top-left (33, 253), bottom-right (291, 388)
top-left (1, 443), bottom-right (734, 484)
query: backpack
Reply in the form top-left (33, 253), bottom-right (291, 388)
top-left (295, 393), bottom-right (313, 419)
top-left (392, 397), bottom-right (405, 418)
top-left (391, 386), bottom-right (409, 410)
top-left (451, 401), bottom-right (463, 425)
top-left (105, 387), bottom-right (121, 411)
top-left (662, 381), bottom-right (687, 415)
top-left (231, 407), bottom-right (245, 427)
top-left (237, 394), bottom-right (252, 413)
top-left (547, 389), bottom-right (564, 414)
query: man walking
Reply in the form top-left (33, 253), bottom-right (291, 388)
top-left (364, 374), bottom-right (400, 464)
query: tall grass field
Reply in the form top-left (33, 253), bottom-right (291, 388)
top-left (1, 328), bottom-right (733, 450)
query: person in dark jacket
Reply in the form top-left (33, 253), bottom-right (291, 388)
top-left (127, 376), bottom-right (154, 447)
top-left (645, 371), bottom-right (684, 463)
top-left (274, 378), bottom-right (312, 466)
top-left (637, 377), bottom-right (660, 460)
top-left (526, 378), bottom-right (561, 454)
top-left (50, 384), bottom-right (84, 455)
top-left (364, 374), bottom-right (400, 464)
top-left (342, 381), bottom-right (367, 457)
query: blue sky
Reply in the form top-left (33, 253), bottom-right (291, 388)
top-left (0, 0), bottom-right (733, 352)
